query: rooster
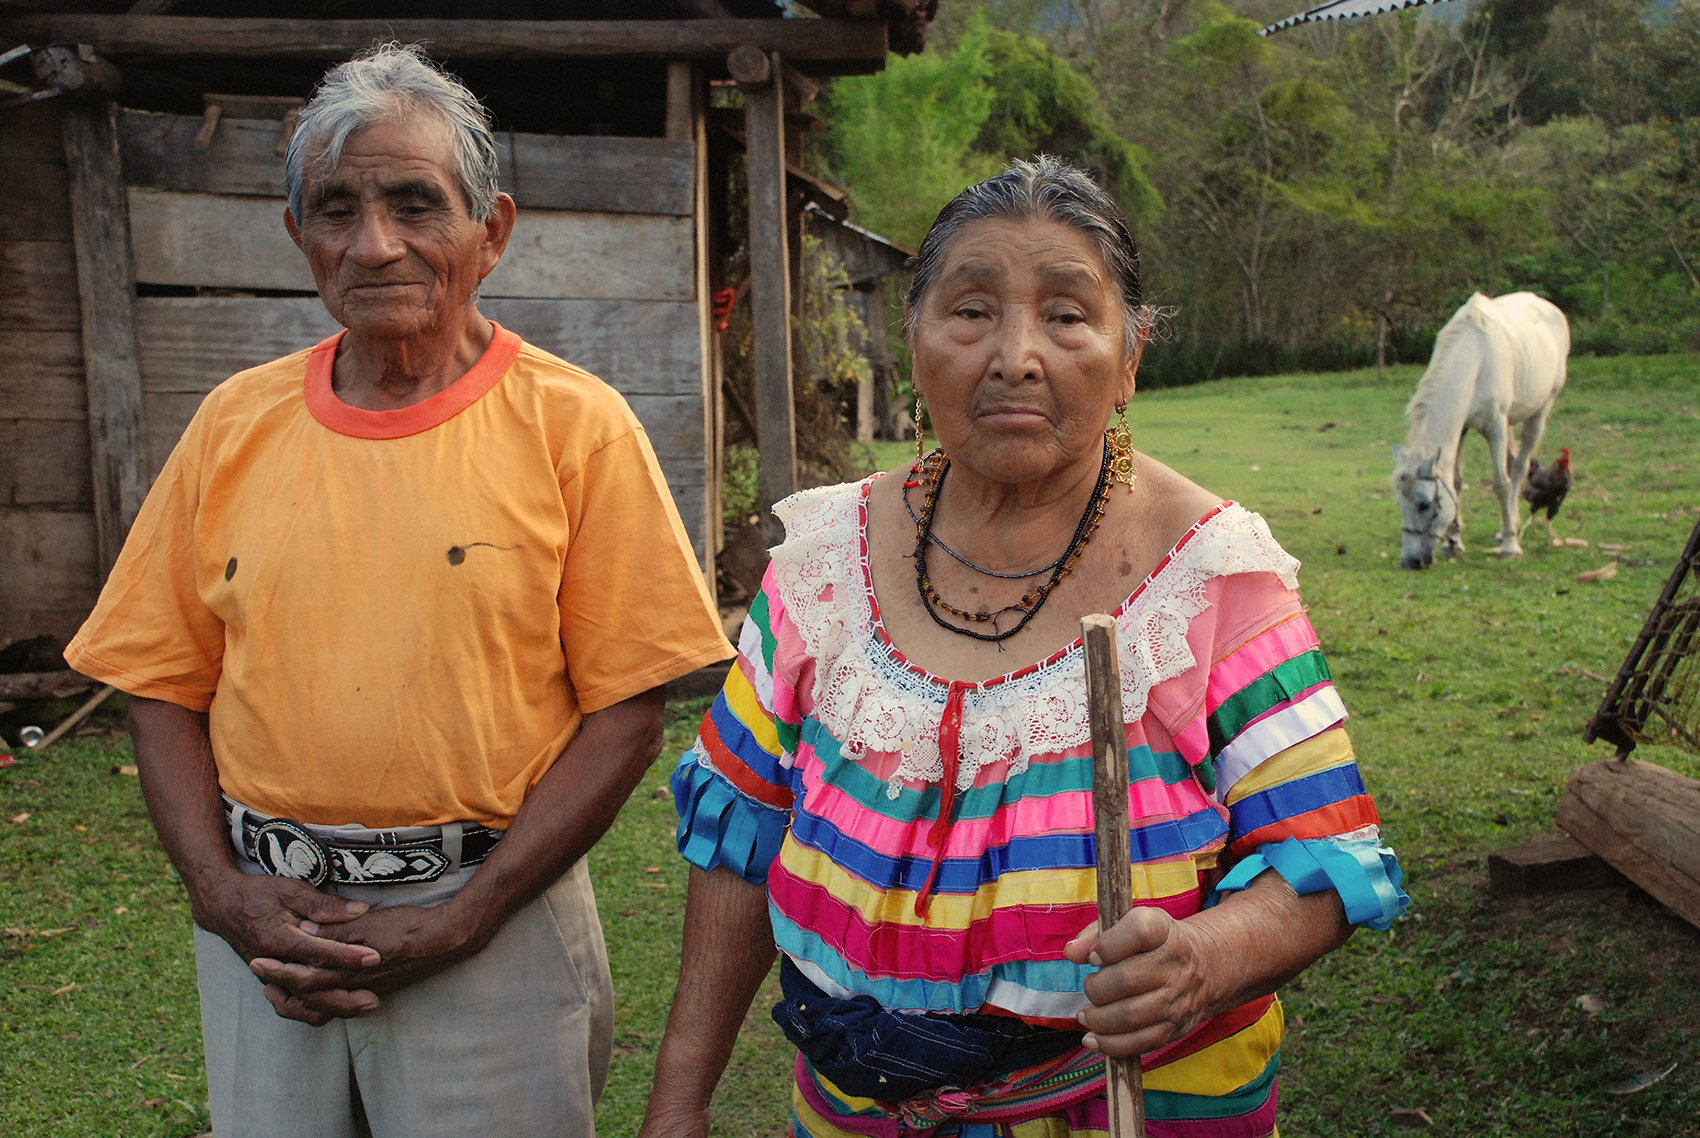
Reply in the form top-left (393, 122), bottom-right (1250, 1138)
top-left (1521, 446), bottom-right (1574, 543)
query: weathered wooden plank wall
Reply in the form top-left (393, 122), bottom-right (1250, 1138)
top-left (0, 103), bottom-right (101, 649)
top-left (2, 105), bottom-right (713, 652)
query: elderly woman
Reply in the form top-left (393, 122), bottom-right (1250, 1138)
top-left (640, 158), bottom-right (1406, 1138)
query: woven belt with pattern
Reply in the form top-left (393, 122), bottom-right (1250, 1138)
top-left (226, 801), bottom-right (502, 888)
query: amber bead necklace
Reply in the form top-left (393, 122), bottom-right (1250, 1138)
top-left (910, 439), bottom-right (1112, 644)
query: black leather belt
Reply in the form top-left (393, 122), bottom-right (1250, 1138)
top-left (228, 805), bottom-right (502, 888)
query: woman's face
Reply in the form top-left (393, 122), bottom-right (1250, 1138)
top-left (910, 217), bottom-right (1139, 486)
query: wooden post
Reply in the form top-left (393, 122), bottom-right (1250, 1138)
top-left (61, 97), bottom-right (148, 581)
top-left (738, 48), bottom-right (797, 547)
top-left (1081, 613), bottom-right (1148, 1138)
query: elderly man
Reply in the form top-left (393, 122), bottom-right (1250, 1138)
top-left (65, 44), bottom-right (732, 1137)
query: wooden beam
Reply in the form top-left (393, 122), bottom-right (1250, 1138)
top-left (120, 110), bottom-right (697, 217)
top-left (1557, 759), bottom-right (1700, 930)
top-left (0, 670), bottom-right (96, 702)
top-left (0, 16), bottom-right (889, 73)
top-left (62, 99), bottom-right (148, 581)
top-left (1487, 835), bottom-right (1628, 896)
top-left (742, 51), bottom-right (796, 547)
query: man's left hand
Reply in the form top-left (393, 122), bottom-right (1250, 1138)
top-left (249, 898), bottom-right (486, 1024)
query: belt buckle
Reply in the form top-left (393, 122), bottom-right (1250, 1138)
top-left (252, 818), bottom-right (334, 888)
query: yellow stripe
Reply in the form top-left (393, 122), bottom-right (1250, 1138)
top-left (779, 840), bottom-right (1201, 931)
top-left (1010, 1120), bottom-right (1110, 1137)
top-left (1223, 728), bottom-right (1355, 806)
top-left (722, 662), bottom-right (782, 759)
top-left (1143, 996), bottom-right (1284, 1095)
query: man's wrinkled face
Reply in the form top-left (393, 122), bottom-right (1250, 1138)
top-left (285, 118), bottom-right (506, 341)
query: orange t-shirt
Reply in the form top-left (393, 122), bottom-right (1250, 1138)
top-left (67, 323), bottom-right (733, 828)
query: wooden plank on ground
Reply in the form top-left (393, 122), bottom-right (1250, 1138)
top-left (0, 670), bottom-right (96, 701)
top-left (0, 508), bottom-right (100, 648)
top-left (63, 99), bottom-right (149, 580)
top-left (127, 190), bottom-right (695, 301)
top-left (0, 242), bottom-right (81, 332)
top-left (120, 110), bottom-right (696, 217)
top-left (0, 331), bottom-right (86, 419)
top-left (0, 421), bottom-right (93, 508)
top-left (1487, 835), bottom-right (1628, 896)
top-left (0, 16), bottom-right (889, 72)
top-left (1557, 759), bottom-right (1700, 930)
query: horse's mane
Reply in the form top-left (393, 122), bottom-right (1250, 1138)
top-left (1404, 294), bottom-right (1491, 426)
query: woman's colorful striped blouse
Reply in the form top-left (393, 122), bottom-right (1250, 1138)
top-left (673, 480), bottom-right (1406, 1138)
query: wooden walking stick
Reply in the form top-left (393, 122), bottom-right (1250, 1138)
top-left (1081, 613), bottom-right (1148, 1138)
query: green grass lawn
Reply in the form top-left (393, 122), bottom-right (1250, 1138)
top-left (5, 353), bottom-right (1699, 1136)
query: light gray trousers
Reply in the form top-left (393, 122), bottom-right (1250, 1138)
top-left (195, 828), bottom-right (614, 1138)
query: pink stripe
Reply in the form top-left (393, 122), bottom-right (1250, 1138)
top-left (793, 750), bottom-right (1213, 860)
top-left (769, 861), bottom-right (1201, 980)
top-left (1172, 714), bottom-right (1210, 766)
top-left (1206, 615), bottom-right (1321, 713)
top-left (1235, 680), bottom-right (1337, 737)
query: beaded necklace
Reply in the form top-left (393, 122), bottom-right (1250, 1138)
top-left (911, 441), bottom-right (1111, 643)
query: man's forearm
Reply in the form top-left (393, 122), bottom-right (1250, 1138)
top-left (448, 686), bottom-right (668, 944)
top-left (128, 697), bottom-right (241, 911)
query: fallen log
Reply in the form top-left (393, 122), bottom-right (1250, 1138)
top-left (0, 670), bottom-right (96, 702)
top-left (1556, 759), bottom-right (1700, 930)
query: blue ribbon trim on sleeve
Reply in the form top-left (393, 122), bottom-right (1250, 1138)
top-left (1208, 836), bottom-right (1409, 931)
top-left (671, 748), bottom-right (790, 885)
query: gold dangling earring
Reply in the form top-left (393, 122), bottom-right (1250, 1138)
top-left (1109, 402), bottom-right (1136, 489)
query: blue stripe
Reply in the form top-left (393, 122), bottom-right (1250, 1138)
top-left (788, 803), bottom-right (1228, 894)
top-left (706, 691), bottom-right (793, 786)
top-left (1227, 762), bottom-right (1367, 836)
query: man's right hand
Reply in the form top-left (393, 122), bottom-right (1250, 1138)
top-left (126, 697), bottom-right (387, 1027)
top-left (192, 871), bottom-right (383, 1025)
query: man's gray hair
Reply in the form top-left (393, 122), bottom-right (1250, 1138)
top-left (904, 156), bottom-right (1155, 353)
top-left (286, 42), bottom-right (500, 223)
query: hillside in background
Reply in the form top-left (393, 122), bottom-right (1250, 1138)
top-left (812, 0), bottom-right (1700, 386)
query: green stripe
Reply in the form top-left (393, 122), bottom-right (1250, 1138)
top-left (747, 588), bottom-right (778, 675)
top-left (801, 720), bottom-right (1194, 823)
top-left (1207, 650), bottom-right (1332, 756)
top-left (1144, 1052), bottom-right (1280, 1120)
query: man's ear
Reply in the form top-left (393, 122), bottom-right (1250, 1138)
top-left (284, 206), bottom-right (304, 252)
top-left (478, 192), bottom-right (518, 281)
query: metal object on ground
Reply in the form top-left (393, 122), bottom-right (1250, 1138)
top-left (1081, 613), bottom-right (1148, 1138)
top-left (1586, 515), bottom-right (1700, 757)
top-left (1262, 0), bottom-right (1460, 36)
top-left (26, 684), bottom-right (118, 751)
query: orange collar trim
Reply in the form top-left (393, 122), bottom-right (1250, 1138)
top-left (303, 322), bottom-right (521, 440)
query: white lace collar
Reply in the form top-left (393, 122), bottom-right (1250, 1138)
top-left (769, 477), bottom-right (1301, 796)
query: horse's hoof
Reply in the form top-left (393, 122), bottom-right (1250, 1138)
top-left (1497, 545), bottom-right (1523, 559)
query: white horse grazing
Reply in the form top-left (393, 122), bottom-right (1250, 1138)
top-left (1393, 292), bottom-right (1569, 568)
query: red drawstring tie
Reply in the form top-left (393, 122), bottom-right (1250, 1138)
top-left (915, 681), bottom-right (970, 918)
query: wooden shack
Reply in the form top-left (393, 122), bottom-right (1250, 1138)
top-left (0, 3), bottom-right (931, 658)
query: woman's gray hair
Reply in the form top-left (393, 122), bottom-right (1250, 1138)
top-left (904, 156), bottom-right (1154, 353)
top-left (286, 42), bottom-right (500, 223)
